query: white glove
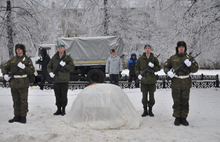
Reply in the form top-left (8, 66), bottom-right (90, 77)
top-left (4, 74), bottom-right (11, 81)
top-left (17, 62), bottom-right (25, 69)
top-left (148, 62), bottom-right (154, 68)
top-left (184, 59), bottom-right (192, 67)
top-left (49, 72), bottom-right (55, 78)
top-left (167, 71), bottom-right (175, 78)
top-left (138, 75), bottom-right (142, 80)
top-left (60, 61), bottom-right (66, 67)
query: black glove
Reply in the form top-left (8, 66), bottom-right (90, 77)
top-left (37, 59), bottom-right (42, 63)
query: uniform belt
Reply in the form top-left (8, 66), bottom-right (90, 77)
top-left (174, 75), bottom-right (189, 79)
top-left (13, 74), bottom-right (27, 78)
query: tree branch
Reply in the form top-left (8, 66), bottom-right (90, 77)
top-left (11, 6), bottom-right (35, 17)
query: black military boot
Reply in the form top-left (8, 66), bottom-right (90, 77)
top-left (61, 107), bottom-right (66, 116)
top-left (149, 107), bottom-right (154, 117)
top-left (180, 118), bottom-right (189, 126)
top-left (8, 116), bottom-right (20, 123)
top-left (40, 85), bottom-right (44, 90)
top-left (141, 107), bottom-right (148, 117)
top-left (20, 117), bottom-right (27, 124)
top-left (53, 106), bottom-right (62, 115)
top-left (174, 117), bottom-right (181, 126)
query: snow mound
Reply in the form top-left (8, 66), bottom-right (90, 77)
top-left (65, 83), bottom-right (142, 129)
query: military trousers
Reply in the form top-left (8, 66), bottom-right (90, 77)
top-left (172, 88), bottom-right (190, 118)
top-left (11, 88), bottom-right (29, 117)
top-left (141, 84), bottom-right (156, 107)
top-left (53, 83), bottom-right (69, 107)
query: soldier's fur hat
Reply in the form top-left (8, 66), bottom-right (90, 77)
top-left (176, 41), bottom-right (187, 53)
top-left (15, 44), bottom-right (26, 55)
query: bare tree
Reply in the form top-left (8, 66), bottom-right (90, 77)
top-left (6, 0), bottom-right (14, 58)
top-left (0, 0), bottom-right (60, 60)
top-left (3, 0), bottom-right (215, 68)
top-left (48, 0), bottom-right (220, 68)
top-left (103, 0), bottom-right (109, 35)
top-left (181, 0), bottom-right (220, 68)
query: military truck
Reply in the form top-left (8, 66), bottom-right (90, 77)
top-left (32, 36), bottom-right (125, 84)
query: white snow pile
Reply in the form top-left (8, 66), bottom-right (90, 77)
top-left (65, 83), bottom-right (142, 129)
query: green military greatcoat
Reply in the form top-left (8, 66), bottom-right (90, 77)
top-left (47, 51), bottom-right (75, 83)
top-left (47, 51), bottom-right (74, 108)
top-left (135, 52), bottom-right (161, 85)
top-left (164, 52), bottom-right (199, 118)
top-left (135, 52), bottom-right (161, 108)
top-left (3, 54), bottom-right (35, 118)
top-left (3, 55), bottom-right (35, 89)
top-left (164, 53), bottom-right (199, 90)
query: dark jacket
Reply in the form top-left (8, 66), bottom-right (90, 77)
top-left (135, 52), bottom-right (161, 84)
top-left (127, 53), bottom-right (138, 76)
top-left (47, 51), bottom-right (75, 83)
top-left (2, 55), bottom-right (35, 89)
top-left (37, 48), bottom-right (50, 75)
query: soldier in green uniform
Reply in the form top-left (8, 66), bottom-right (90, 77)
top-left (47, 44), bottom-right (75, 116)
top-left (135, 44), bottom-right (161, 117)
top-left (2, 44), bottom-right (35, 124)
top-left (164, 41), bottom-right (199, 126)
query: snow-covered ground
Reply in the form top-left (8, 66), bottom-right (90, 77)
top-left (0, 69), bottom-right (220, 142)
top-left (0, 87), bottom-right (220, 142)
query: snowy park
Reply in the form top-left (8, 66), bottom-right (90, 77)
top-left (0, 69), bottom-right (220, 142)
top-left (0, 0), bottom-right (220, 142)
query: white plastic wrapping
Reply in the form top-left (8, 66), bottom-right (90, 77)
top-left (65, 84), bottom-right (141, 129)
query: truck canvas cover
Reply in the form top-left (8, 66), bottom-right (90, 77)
top-left (58, 36), bottom-right (124, 62)
top-left (57, 36), bottom-right (124, 63)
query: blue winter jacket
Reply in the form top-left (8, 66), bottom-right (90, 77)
top-left (127, 53), bottom-right (137, 75)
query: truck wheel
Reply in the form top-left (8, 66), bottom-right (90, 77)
top-left (87, 69), bottom-right (105, 83)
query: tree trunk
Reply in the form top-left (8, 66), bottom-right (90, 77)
top-left (6, 0), bottom-right (14, 58)
top-left (103, 0), bottom-right (109, 36)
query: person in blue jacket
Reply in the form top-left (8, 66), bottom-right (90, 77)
top-left (127, 53), bottom-right (139, 88)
